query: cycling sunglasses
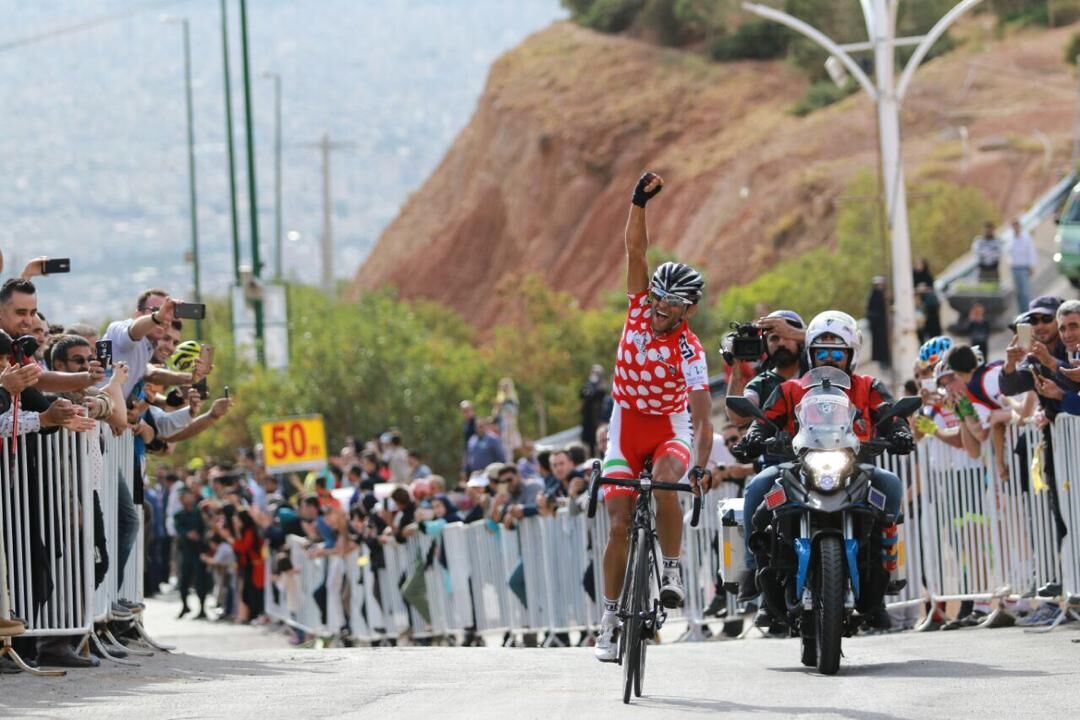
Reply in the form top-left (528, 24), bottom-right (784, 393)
top-left (1025, 313), bottom-right (1055, 326)
top-left (648, 286), bottom-right (689, 307)
top-left (813, 348), bottom-right (847, 363)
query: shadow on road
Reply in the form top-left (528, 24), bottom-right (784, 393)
top-left (769, 658), bottom-right (1054, 679)
top-left (635, 695), bottom-right (909, 720)
top-left (0, 650), bottom-right (343, 713)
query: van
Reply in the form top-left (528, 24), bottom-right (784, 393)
top-left (1054, 185), bottom-right (1080, 288)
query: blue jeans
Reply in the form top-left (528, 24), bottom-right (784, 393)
top-left (1012, 266), bottom-right (1032, 315)
top-left (116, 476), bottom-right (140, 594)
top-left (741, 465), bottom-right (903, 569)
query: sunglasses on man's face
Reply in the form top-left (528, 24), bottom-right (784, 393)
top-left (813, 348), bottom-right (847, 363)
top-left (648, 286), bottom-right (689, 308)
top-left (1027, 314), bottom-right (1055, 326)
top-left (723, 436), bottom-right (739, 445)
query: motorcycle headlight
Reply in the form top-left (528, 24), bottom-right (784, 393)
top-left (802, 450), bottom-right (854, 493)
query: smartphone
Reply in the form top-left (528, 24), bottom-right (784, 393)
top-left (95, 339), bottom-right (113, 379)
top-left (920, 377), bottom-right (936, 392)
top-left (1070, 347), bottom-right (1080, 367)
top-left (42, 257), bottom-right (71, 274)
top-left (224, 386), bottom-right (231, 399)
top-left (1016, 322), bottom-right (1033, 350)
top-left (174, 302), bottom-right (206, 320)
top-left (1029, 367), bottom-right (1041, 386)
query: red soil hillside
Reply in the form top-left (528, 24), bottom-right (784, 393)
top-left (352, 20), bottom-right (1079, 328)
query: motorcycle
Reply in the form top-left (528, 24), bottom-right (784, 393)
top-left (724, 366), bottom-right (919, 675)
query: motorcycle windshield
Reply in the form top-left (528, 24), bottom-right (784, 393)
top-left (792, 385), bottom-right (859, 452)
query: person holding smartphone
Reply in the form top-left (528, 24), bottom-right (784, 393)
top-left (1001, 296), bottom-right (1073, 407)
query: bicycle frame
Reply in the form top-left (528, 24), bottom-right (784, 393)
top-left (586, 460), bottom-right (701, 703)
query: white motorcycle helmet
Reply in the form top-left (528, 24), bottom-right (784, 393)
top-left (805, 310), bottom-right (862, 372)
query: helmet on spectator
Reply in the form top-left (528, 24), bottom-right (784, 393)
top-left (805, 311), bottom-right (861, 371)
top-left (168, 340), bottom-right (201, 372)
top-left (649, 262), bottom-right (704, 305)
top-left (918, 336), bottom-right (952, 369)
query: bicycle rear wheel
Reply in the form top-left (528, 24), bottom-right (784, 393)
top-left (623, 526), bottom-right (649, 704)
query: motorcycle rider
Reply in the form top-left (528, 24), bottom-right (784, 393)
top-left (733, 311), bottom-right (912, 601)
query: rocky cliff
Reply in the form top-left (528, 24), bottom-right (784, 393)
top-left (352, 21), bottom-right (1077, 329)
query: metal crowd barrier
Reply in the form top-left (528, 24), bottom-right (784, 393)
top-left (1, 430), bottom-right (94, 638)
top-left (263, 415), bottom-right (1080, 645)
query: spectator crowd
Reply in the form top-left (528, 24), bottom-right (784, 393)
top-left (3, 221), bottom-right (1078, 666)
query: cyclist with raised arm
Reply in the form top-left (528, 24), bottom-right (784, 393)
top-left (594, 171), bottom-right (713, 663)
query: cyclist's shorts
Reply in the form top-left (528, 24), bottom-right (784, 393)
top-left (601, 405), bottom-right (692, 499)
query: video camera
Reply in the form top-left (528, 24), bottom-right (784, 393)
top-left (721, 322), bottom-right (764, 364)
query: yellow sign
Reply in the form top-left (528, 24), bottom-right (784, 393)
top-left (261, 415), bottom-right (327, 473)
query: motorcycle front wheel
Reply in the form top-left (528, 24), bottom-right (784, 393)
top-left (814, 535), bottom-right (845, 675)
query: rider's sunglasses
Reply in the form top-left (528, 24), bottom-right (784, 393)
top-left (648, 286), bottom-right (688, 308)
top-left (813, 348), bottom-right (847, 363)
top-left (723, 435), bottom-right (739, 446)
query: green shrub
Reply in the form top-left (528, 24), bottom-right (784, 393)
top-left (579, 0), bottom-right (647, 33)
top-left (711, 172), bottom-right (999, 328)
top-left (710, 20), bottom-right (790, 61)
top-left (1066, 32), bottom-right (1080, 64)
top-left (790, 80), bottom-right (857, 116)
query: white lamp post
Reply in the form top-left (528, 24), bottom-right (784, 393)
top-left (743, 0), bottom-right (984, 374)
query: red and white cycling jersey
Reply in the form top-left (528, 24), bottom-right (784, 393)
top-left (610, 291), bottom-right (709, 415)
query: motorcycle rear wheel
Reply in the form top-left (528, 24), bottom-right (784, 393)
top-left (815, 536), bottom-right (845, 675)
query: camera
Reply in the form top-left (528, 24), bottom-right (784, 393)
top-left (11, 335), bottom-right (39, 365)
top-left (722, 322), bottom-right (764, 362)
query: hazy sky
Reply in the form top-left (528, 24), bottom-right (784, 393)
top-left (0, 0), bottom-right (566, 323)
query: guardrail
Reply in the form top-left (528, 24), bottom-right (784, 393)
top-left (936, 171), bottom-right (1077, 295)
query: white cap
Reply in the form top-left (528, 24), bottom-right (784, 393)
top-left (466, 474), bottom-right (489, 489)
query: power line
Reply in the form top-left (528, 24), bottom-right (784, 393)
top-left (0, 0), bottom-right (193, 53)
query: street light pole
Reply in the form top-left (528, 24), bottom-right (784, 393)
top-left (164, 16), bottom-right (203, 340)
top-left (262, 71), bottom-right (283, 282)
top-left (237, 0), bottom-right (264, 366)
top-left (742, 0), bottom-right (984, 375)
top-left (219, 0), bottom-right (242, 285)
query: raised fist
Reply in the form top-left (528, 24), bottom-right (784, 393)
top-left (632, 171), bottom-right (664, 208)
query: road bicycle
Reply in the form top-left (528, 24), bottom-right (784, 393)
top-left (587, 458), bottom-right (701, 704)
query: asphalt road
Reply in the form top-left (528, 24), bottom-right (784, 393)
top-left (1, 598), bottom-right (1076, 720)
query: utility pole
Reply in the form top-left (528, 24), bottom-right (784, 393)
top-left (163, 16), bottom-right (203, 340)
top-left (305, 133), bottom-right (353, 296)
top-left (219, 0), bottom-right (241, 285)
top-left (262, 71), bottom-right (283, 282)
top-left (237, 0), bottom-right (264, 366)
top-left (742, 0), bottom-right (984, 375)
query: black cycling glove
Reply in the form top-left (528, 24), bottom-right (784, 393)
top-left (632, 172), bottom-right (663, 207)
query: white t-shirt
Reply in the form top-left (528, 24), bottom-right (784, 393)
top-left (968, 364), bottom-right (1008, 429)
top-left (103, 318), bottom-right (155, 399)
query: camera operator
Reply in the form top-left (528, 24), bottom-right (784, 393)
top-left (725, 310), bottom-right (806, 428)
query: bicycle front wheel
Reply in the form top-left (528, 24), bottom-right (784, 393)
top-left (623, 526), bottom-right (650, 703)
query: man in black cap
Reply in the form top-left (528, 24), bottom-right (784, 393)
top-left (1000, 295), bottom-right (1069, 399)
top-left (1000, 295), bottom-right (1077, 594)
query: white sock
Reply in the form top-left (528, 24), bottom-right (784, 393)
top-left (662, 556), bottom-right (681, 576)
top-left (601, 597), bottom-right (618, 626)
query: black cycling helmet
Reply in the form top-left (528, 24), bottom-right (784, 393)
top-left (650, 262), bottom-right (704, 305)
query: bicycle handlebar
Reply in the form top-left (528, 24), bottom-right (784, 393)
top-left (586, 461), bottom-right (702, 527)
